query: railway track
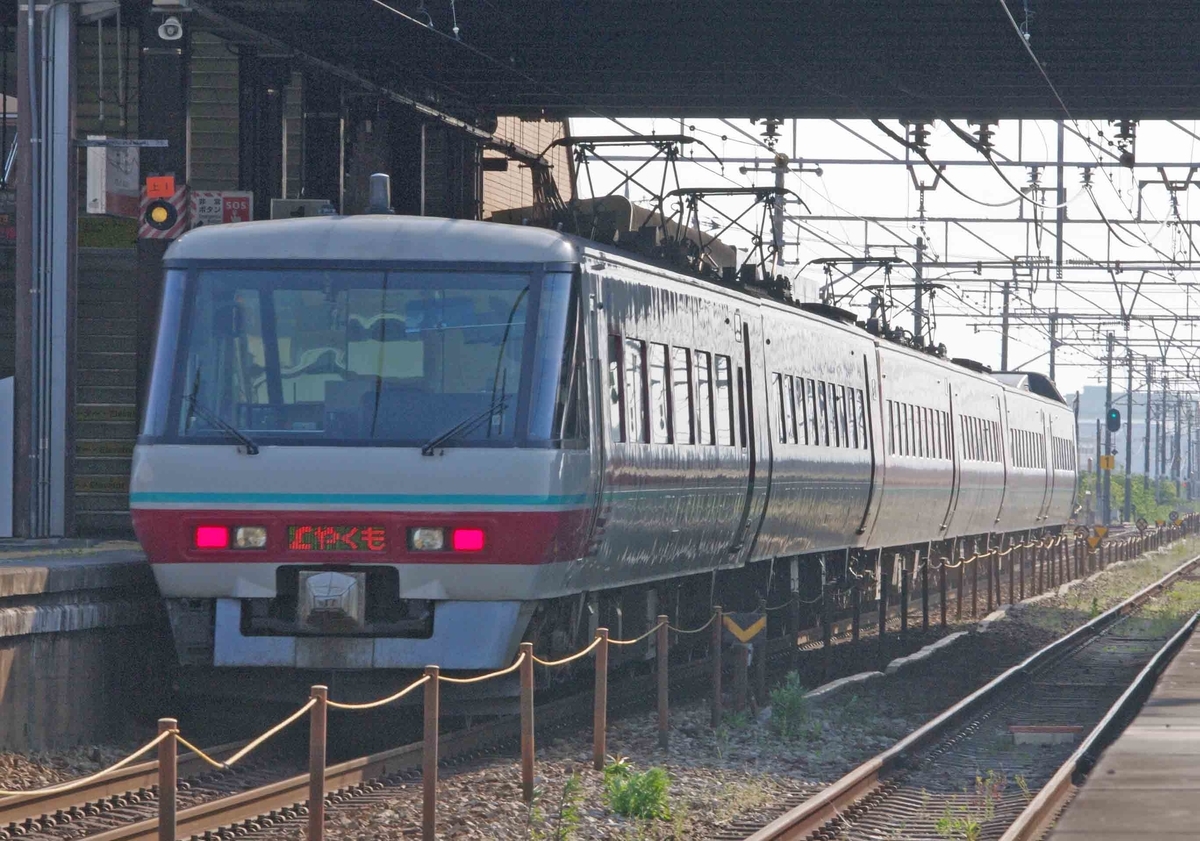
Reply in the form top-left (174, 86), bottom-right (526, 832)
top-left (728, 552), bottom-right (1200, 841)
top-left (1, 533), bottom-right (1174, 840)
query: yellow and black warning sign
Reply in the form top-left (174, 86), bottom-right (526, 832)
top-left (1094, 526), bottom-right (1108, 539)
top-left (1087, 536), bottom-right (1102, 549)
top-left (722, 611), bottom-right (766, 644)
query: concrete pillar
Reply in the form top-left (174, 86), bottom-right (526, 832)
top-left (15, 1), bottom-right (76, 537)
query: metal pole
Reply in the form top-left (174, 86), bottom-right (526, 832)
top-left (1055, 120), bottom-right (1066, 281)
top-left (914, 236), bottom-right (925, 344)
top-left (1048, 312), bottom-right (1058, 381)
top-left (1001, 278), bottom-right (1011, 370)
top-left (1145, 362), bottom-right (1153, 492)
top-left (1095, 419), bottom-right (1102, 514)
top-left (308, 686), bottom-right (327, 841)
top-left (1175, 395), bottom-right (1183, 497)
top-left (1160, 372), bottom-right (1169, 499)
top-left (1103, 332), bottom-right (1114, 526)
top-left (1124, 350), bottom-right (1134, 523)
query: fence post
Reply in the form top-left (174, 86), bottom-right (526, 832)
top-left (307, 687), bottom-right (327, 841)
top-left (733, 644), bottom-right (749, 713)
top-left (423, 666), bottom-right (439, 841)
top-left (157, 718), bottom-right (177, 841)
top-left (593, 628), bottom-right (609, 771)
top-left (711, 607), bottom-right (723, 729)
top-left (656, 616), bottom-right (669, 748)
top-left (922, 559), bottom-right (930, 632)
top-left (520, 643), bottom-right (535, 803)
top-left (939, 562), bottom-right (947, 628)
top-left (900, 558), bottom-right (909, 639)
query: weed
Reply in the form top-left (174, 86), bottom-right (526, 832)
top-left (769, 672), bottom-right (812, 740)
top-left (1014, 774), bottom-right (1031, 802)
top-left (1088, 596), bottom-right (1101, 619)
top-left (934, 769), bottom-right (1006, 841)
top-left (528, 773), bottom-right (584, 841)
top-left (726, 710), bottom-right (754, 730)
top-left (603, 759), bottom-right (671, 820)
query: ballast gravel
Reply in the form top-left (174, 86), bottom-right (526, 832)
top-left (272, 537), bottom-right (1200, 839)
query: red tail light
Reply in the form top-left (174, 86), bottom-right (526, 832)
top-left (451, 528), bottom-right (486, 552)
top-left (194, 525), bottom-right (230, 549)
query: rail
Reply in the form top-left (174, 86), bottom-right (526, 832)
top-left (742, 521), bottom-right (1200, 841)
top-left (1, 517), bottom-right (1192, 841)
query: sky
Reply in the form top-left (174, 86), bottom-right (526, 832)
top-left (567, 117), bottom-right (1200, 402)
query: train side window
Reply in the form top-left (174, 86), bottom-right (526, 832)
top-left (838, 386), bottom-right (850, 448)
top-left (624, 338), bottom-right (648, 444)
top-left (607, 335), bottom-right (625, 443)
top-left (811, 381), bottom-right (820, 446)
top-left (714, 354), bottom-right (734, 446)
top-left (887, 400), bottom-right (895, 454)
top-left (847, 386), bottom-right (858, 448)
top-left (912, 405), bottom-right (922, 456)
top-left (857, 390), bottom-right (868, 450)
top-left (796, 378), bottom-right (809, 445)
top-left (649, 343), bottom-right (670, 444)
top-left (910, 403), bottom-right (918, 456)
top-left (783, 375), bottom-right (797, 444)
top-left (924, 408), bottom-right (933, 457)
top-left (901, 402), bottom-right (910, 455)
top-left (818, 382), bottom-right (830, 447)
top-left (671, 347), bottom-right (693, 445)
top-left (694, 351), bottom-right (714, 445)
top-left (773, 373), bottom-right (786, 443)
top-left (786, 376), bottom-right (799, 444)
top-left (835, 383), bottom-right (844, 446)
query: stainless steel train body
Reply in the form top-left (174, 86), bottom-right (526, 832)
top-left (131, 215), bottom-right (1077, 683)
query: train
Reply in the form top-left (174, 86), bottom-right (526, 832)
top-left (130, 206), bottom-right (1077, 701)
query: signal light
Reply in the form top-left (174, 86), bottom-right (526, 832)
top-left (1106, 408), bottom-right (1121, 433)
top-left (452, 528), bottom-right (486, 552)
top-left (194, 525), bottom-right (229, 549)
top-left (144, 198), bottom-right (178, 231)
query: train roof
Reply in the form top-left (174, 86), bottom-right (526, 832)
top-left (164, 215), bottom-right (582, 266)
top-left (164, 214), bottom-right (1067, 407)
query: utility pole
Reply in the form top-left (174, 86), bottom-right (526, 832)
top-left (1103, 332), bottom-right (1114, 526)
top-left (771, 152), bottom-right (787, 277)
top-left (1048, 312), bottom-right (1058, 382)
top-left (1174, 395), bottom-right (1183, 498)
top-left (1095, 418), bottom-right (1102, 524)
top-left (1055, 120), bottom-right (1066, 281)
top-left (1001, 279), bottom-right (1011, 370)
top-left (1123, 349), bottom-right (1133, 523)
top-left (914, 236), bottom-right (925, 345)
top-left (1158, 373), bottom-right (1168, 502)
top-left (1144, 361), bottom-right (1153, 492)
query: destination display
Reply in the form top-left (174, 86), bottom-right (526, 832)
top-left (287, 525), bottom-right (387, 552)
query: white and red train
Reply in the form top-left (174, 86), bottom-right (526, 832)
top-left (131, 213), bottom-right (1077, 698)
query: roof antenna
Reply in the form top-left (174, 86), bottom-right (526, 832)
top-left (367, 173), bottom-right (394, 214)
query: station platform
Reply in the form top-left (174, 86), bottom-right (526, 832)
top-left (1048, 622), bottom-right (1200, 839)
top-left (0, 541), bottom-right (168, 750)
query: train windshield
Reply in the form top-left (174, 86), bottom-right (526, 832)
top-left (144, 267), bottom-right (588, 448)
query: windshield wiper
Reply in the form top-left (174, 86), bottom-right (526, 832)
top-left (421, 397), bottom-right (508, 456)
top-left (184, 392), bottom-right (261, 456)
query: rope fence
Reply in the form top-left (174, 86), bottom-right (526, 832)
top-left (1, 516), bottom-right (1193, 841)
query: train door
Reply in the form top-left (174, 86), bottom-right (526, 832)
top-left (729, 312), bottom-right (765, 558)
top-left (941, 382), bottom-right (961, 531)
top-left (1039, 410), bottom-right (1054, 521)
top-left (581, 268), bottom-right (607, 550)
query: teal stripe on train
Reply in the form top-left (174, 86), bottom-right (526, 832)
top-left (130, 491), bottom-right (591, 507)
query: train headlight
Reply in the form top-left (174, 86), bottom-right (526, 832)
top-left (234, 526), bottom-right (268, 549)
top-left (409, 527), bottom-right (446, 551)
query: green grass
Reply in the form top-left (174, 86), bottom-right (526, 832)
top-left (603, 758), bottom-right (671, 821)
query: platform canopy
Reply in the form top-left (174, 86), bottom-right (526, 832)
top-left (193, 0), bottom-right (1200, 120)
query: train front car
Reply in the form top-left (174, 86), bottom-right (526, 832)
top-left (131, 216), bottom-right (594, 698)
